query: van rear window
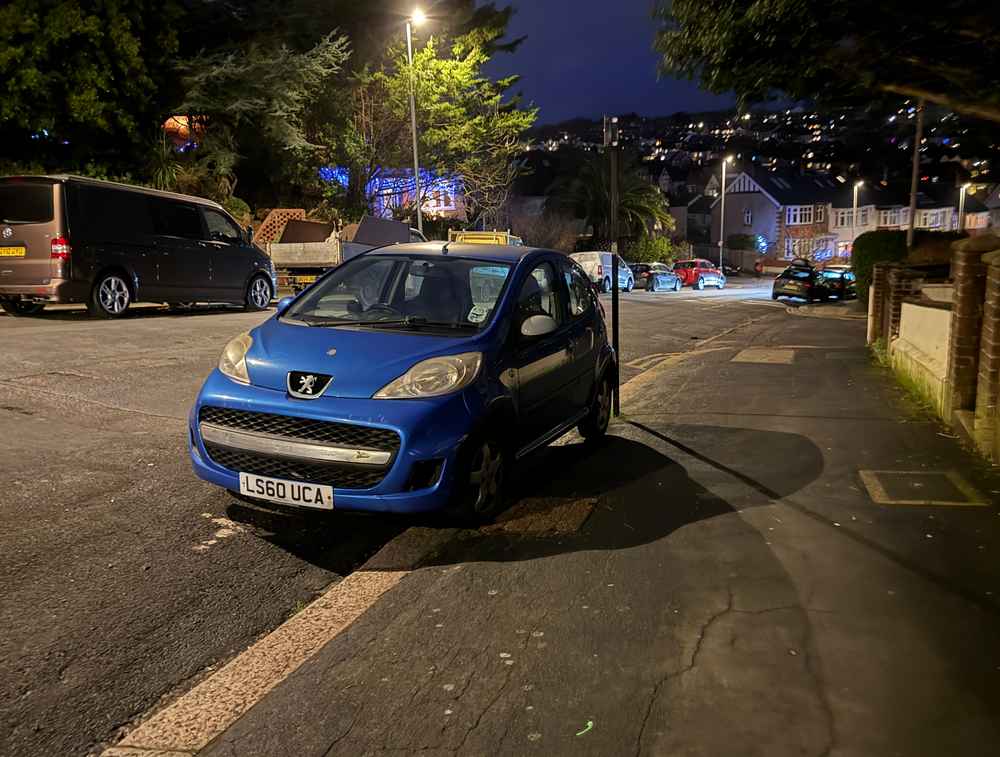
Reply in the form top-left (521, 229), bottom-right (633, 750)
top-left (0, 184), bottom-right (54, 224)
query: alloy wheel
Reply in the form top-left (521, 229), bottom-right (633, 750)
top-left (469, 441), bottom-right (503, 514)
top-left (595, 378), bottom-right (612, 433)
top-left (250, 277), bottom-right (271, 309)
top-left (98, 276), bottom-right (130, 315)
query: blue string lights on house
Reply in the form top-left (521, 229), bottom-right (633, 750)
top-left (318, 166), bottom-right (464, 219)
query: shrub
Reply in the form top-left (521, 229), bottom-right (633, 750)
top-left (852, 230), bottom-right (908, 302)
top-left (223, 196), bottom-right (253, 226)
top-left (628, 235), bottom-right (677, 264)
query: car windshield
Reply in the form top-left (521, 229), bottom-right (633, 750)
top-left (675, 261), bottom-right (696, 269)
top-left (283, 254), bottom-right (513, 331)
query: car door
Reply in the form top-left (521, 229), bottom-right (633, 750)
top-left (201, 207), bottom-right (251, 298)
top-left (560, 258), bottom-right (599, 411)
top-left (510, 260), bottom-right (577, 451)
top-left (149, 198), bottom-right (210, 299)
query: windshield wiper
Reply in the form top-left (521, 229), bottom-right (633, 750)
top-left (299, 315), bottom-right (476, 330)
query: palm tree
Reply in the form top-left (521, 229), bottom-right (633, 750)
top-left (547, 153), bottom-right (673, 247)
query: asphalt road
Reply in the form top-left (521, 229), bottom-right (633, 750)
top-left (0, 284), bottom-right (778, 757)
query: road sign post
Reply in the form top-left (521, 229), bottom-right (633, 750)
top-left (605, 116), bottom-right (621, 417)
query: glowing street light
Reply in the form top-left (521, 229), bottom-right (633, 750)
top-left (406, 9), bottom-right (427, 234)
top-left (719, 155), bottom-right (735, 271)
top-left (852, 180), bottom-right (864, 252)
top-left (959, 182), bottom-right (971, 231)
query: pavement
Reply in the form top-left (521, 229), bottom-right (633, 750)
top-left (3, 284), bottom-right (1000, 756)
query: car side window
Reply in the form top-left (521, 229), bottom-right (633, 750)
top-left (151, 199), bottom-right (204, 240)
top-left (562, 261), bottom-right (593, 319)
top-left (517, 262), bottom-right (562, 327)
top-left (203, 209), bottom-right (243, 245)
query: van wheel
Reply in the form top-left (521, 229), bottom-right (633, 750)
top-left (579, 373), bottom-right (612, 441)
top-left (673, 279), bottom-right (682, 292)
top-left (601, 277), bottom-right (611, 293)
top-left (453, 436), bottom-right (507, 524)
top-left (245, 275), bottom-right (272, 311)
top-left (88, 273), bottom-right (131, 318)
top-left (1, 301), bottom-right (46, 316)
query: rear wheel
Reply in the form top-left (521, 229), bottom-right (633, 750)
top-left (579, 373), bottom-right (612, 441)
top-left (673, 279), bottom-right (682, 292)
top-left (601, 277), bottom-right (611, 293)
top-left (245, 275), bottom-right (272, 311)
top-left (87, 273), bottom-right (131, 318)
top-left (1, 301), bottom-right (46, 317)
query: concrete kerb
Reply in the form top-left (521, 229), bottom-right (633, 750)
top-left (785, 303), bottom-right (867, 321)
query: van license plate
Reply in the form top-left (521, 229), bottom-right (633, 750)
top-left (0, 246), bottom-right (25, 257)
top-left (239, 472), bottom-right (334, 510)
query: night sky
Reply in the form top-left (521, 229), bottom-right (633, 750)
top-left (483, 0), bottom-right (734, 125)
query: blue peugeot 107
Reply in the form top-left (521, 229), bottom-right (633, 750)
top-left (189, 243), bottom-right (616, 521)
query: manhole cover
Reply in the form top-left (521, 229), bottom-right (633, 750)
top-left (859, 470), bottom-right (989, 507)
top-left (731, 348), bottom-right (794, 365)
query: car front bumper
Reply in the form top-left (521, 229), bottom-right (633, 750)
top-left (189, 370), bottom-right (481, 514)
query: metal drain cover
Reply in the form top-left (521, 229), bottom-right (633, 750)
top-left (859, 470), bottom-right (990, 507)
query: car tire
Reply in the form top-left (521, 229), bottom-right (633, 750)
top-left (452, 435), bottom-right (507, 524)
top-left (695, 277), bottom-right (705, 291)
top-left (1, 301), bottom-right (46, 317)
top-left (772, 293), bottom-right (779, 300)
top-left (648, 279), bottom-right (657, 293)
top-left (717, 278), bottom-right (726, 290)
top-left (673, 279), bottom-right (682, 292)
top-left (602, 277), bottom-right (611, 293)
top-left (87, 272), bottom-right (131, 318)
top-left (245, 274), bottom-right (273, 311)
top-left (579, 373), bottom-right (612, 442)
top-left (625, 278), bottom-right (634, 292)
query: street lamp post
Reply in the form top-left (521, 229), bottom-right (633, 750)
top-left (719, 155), bottom-right (733, 270)
top-left (406, 9), bottom-right (426, 236)
top-left (959, 182), bottom-right (970, 231)
top-left (852, 180), bottom-right (864, 254)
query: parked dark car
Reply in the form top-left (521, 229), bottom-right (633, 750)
top-left (189, 244), bottom-right (616, 521)
top-left (772, 264), bottom-right (833, 302)
top-left (0, 175), bottom-right (276, 318)
top-left (642, 264), bottom-right (682, 292)
top-left (819, 265), bottom-right (857, 300)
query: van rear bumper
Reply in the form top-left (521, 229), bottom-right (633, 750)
top-left (0, 279), bottom-right (89, 304)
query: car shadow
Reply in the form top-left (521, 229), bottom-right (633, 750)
top-left (419, 423), bottom-right (825, 567)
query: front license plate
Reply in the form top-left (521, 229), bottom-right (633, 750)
top-left (0, 246), bottom-right (26, 257)
top-left (239, 472), bottom-right (334, 510)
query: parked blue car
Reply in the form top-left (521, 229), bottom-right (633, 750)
top-left (189, 243), bottom-right (616, 520)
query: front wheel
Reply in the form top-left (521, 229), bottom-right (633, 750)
top-left (673, 279), bottom-right (682, 292)
top-left (453, 436), bottom-right (507, 523)
top-left (1, 301), bottom-right (46, 317)
top-left (717, 278), bottom-right (726, 290)
top-left (695, 277), bottom-right (705, 291)
top-left (87, 273), bottom-right (131, 318)
top-left (648, 279), bottom-right (657, 293)
top-left (245, 275), bottom-right (273, 311)
top-left (579, 373), bottom-right (612, 441)
top-left (624, 278), bottom-right (634, 292)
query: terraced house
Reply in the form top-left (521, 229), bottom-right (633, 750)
top-left (710, 169), bottom-right (991, 266)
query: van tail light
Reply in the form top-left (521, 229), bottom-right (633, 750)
top-left (50, 236), bottom-right (71, 260)
top-left (597, 264), bottom-right (603, 277)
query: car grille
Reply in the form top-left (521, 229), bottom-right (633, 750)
top-left (204, 445), bottom-right (388, 489)
top-left (199, 406), bottom-right (400, 490)
top-left (199, 406), bottom-right (400, 451)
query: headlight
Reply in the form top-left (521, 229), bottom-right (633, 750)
top-left (219, 332), bottom-right (253, 384)
top-left (374, 352), bottom-right (482, 399)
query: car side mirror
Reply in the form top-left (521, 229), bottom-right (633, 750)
top-left (245, 225), bottom-right (254, 244)
top-left (521, 314), bottom-right (557, 338)
top-left (275, 296), bottom-right (294, 316)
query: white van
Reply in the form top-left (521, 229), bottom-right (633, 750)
top-left (569, 251), bottom-right (634, 292)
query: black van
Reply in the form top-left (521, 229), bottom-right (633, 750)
top-left (0, 176), bottom-right (276, 317)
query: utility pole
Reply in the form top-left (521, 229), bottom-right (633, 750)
top-left (605, 115), bottom-right (621, 417)
top-left (406, 12), bottom-right (426, 236)
top-left (906, 98), bottom-right (925, 250)
top-left (719, 155), bottom-right (733, 269)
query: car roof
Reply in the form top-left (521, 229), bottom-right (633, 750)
top-left (0, 174), bottom-right (226, 211)
top-left (366, 242), bottom-right (547, 264)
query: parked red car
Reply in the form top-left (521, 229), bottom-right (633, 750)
top-left (673, 259), bottom-right (726, 290)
